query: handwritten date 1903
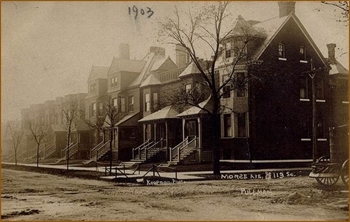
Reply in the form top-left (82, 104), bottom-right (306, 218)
top-left (128, 6), bottom-right (154, 19)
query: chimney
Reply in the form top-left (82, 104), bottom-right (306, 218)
top-left (278, 2), bottom-right (296, 18)
top-left (175, 44), bottom-right (189, 68)
top-left (119, 43), bottom-right (130, 59)
top-left (150, 46), bottom-right (165, 56)
top-left (327, 43), bottom-right (336, 63)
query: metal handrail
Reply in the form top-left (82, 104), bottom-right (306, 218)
top-left (169, 137), bottom-right (188, 161)
top-left (91, 140), bottom-right (109, 159)
top-left (145, 138), bottom-right (164, 159)
top-left (132, 139), bottom-right (150, 159)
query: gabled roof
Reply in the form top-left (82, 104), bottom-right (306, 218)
top-left (115, 112), bottom-right (140, 127)
top-left (73, 120), bottom-right (90, 132)
top-left (129, 52), bottom-right (158, 87)
top-left (227, 15), bottom-right (263, 38)
top-left (329, 61), bottom-right (349, 75)
top-left (140, 74), bottom-right (161, 87)
top-left (139, 106), bottom-right (179, 122)
top-left (88, 66), bottom-right (109, 81)
top-left (252, 13), bottom-right (328, 67)
top-left (107, 57), bottom-right (146, 76)
top-left (178, 62), bottom-right (201, 78)
top-left (177, 96), bottom-right (213, 117)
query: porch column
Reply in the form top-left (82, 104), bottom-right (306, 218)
top-left (182, 118), bottom-right (186, 140)
top-left (153, 123), bottom-right (157, 141)
top-left (198, 117), bottom-right (202, 162)
top-left (143, 124), bottom-right (146, 142)
top-left (165, 122), bottom-right (169, 148)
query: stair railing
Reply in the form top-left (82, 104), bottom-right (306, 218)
top-left (90, 141), bottom-right (104, 159)
top-left (139, 141), bottom-right (155, 160)
top-left (132, 139), bottom-right (150, 159)
top-left (169, 137), bottom-right (188, 162)
top-left (145, 138), bottom-right (164, 159)
top-left (95, 141), bottom-right (111, 161)
top-left (179, 136), bottom-right (197, 160)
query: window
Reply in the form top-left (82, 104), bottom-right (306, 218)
top-left (185, 84), bottom-right (192, 93)
top-left (237, 113), bottom-right (247, 137)
top-left (89, 83), bottom-right (96, 93)
top-left (98, 103), bottom-right (103, 115)
top-left (113, 98), bottom-right (118, 109)
top-left (278, 43), bottom-right (286, 59)
top-left (225, 42), bottom-right (232, 58)
top-left (111, 76), bottom-right (118, 87)
top-left (317, 115), bottom-right (325, 138)
top-left (300, 46), bottom-right (306, 61)
top-left (222, 75), bottom-right (231, 98)
top-left (300, 76), bottom-right (308, 99)
top-left (316, 77), bottom-right (324, 99)
top-left (153, 93), bottom-right (159, 111)
top-left (233, 39), bottom-right (247, 57)
top-left (223, 114), bottom-right (232, 137)
top-left (186, 53), bottom-right (191, 63)
top-left (145, 93), bottom-right (150, 112)
top-left (120, 98), bottom-right (126, 112)
top-left (128, 96), bottom-right (134, 112)
top-left (91, 103), bottom-right (96, 117)
top-left (236, 72), bottom-right (246, 97)
top-left (300, 118), bottom-right (311, 138)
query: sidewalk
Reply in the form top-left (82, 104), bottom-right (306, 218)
top-left (2, 162), bottom-right (311, 182)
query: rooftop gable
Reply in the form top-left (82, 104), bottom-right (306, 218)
top-left (107, 57), bottom-right (146, 76)
top-left (252, 13), bottom-right (328, 67)
top-left (88, 66), bottom-right (109, 82)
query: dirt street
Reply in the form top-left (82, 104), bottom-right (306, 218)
top-left (1, 168), bottom-right (348, 221)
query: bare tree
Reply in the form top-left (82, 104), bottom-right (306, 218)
top-left (159, 2), bottom-right (260, 175)
top-left (320, 1), bottom-right (349, 26)
top-left (61, 99), bottom-right (80, 170)
top-left (27, 120), bottom-right (47, 167)
top-left (6, 122), bottom-right (23, 166)
top-left (103, 96), bottom-right (124, 174)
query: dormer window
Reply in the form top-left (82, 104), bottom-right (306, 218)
top-left (89, 83), bottom-right (96, 93)
top-left (111, 76), bottom-right (118, 87)
top-left (233, 39), bottom-right (247, 57)
top-left (225, 42), bottom-right (232, 58)
top-left (278, 43), bottom-right (286, 60)
top-left (300, 46), bottom-right (307, 62)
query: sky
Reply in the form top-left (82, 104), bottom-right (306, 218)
top-left (1, 1), bottom-right (349, 122)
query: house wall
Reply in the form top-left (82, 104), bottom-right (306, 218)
top-left (250, 17), bottom-right (330, 160)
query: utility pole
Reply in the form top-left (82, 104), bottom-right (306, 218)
top-left (304, 59), bottom-right (324, 163)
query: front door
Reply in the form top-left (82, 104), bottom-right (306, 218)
top-left (185, 119), bottom-right (198, 140)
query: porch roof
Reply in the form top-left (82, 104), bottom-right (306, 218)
top-left (177, 96), bottom-right (213, 117)
top-left (115, 112), bottom-right (140, 127)
top-left (139, 106), bottom-right (179, 122)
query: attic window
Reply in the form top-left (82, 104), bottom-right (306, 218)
top-left (278, 43), bottom-right (286, 60)
top-left (225, 42), bottom-right (232, 58)
top-left (300, 46), bottom-right (307, 62)
top-left (89, 83), bottom-right (96, 93)
top-left (111, 76), bottom-right (118, 87)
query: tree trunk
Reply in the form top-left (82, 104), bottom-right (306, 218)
top-left (109, 128), bottom-right (113, 174)
top-left (36, 144), bottom-right (40, 167)
top-left (14, 149), bottom-right (17, 166)
top-left (210, 113), bottom-right (221, 175)
top-left (66, 129), bottom-right (71, 171)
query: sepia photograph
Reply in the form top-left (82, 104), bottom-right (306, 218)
top-left (1, 1), bottom-right (349, 220)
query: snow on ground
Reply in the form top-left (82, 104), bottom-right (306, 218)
top-left (1, 168), bottom-right (348, 220)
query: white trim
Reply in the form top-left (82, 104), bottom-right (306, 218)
top-left (301, 138), bottom-right (311, 141)
top-left (300, 60), bottom-right (308, 63)
top-left (317, 138), bottom-right (327, 141)
top-left (316, 99), bottom-right (326, 103)
top-left (278, 57), bottom-right (287, 61)
top-left (300, 98), bottom-right (310, 102)
top-left (342, 101), bottom-right (349, 104)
